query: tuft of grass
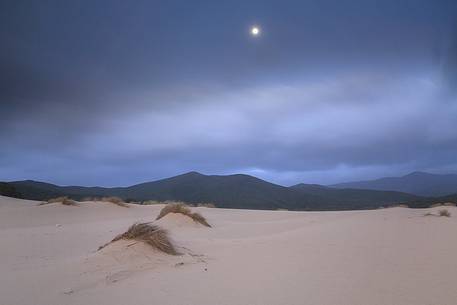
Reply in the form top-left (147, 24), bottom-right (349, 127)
top-left (47, 196), bottom-right (69, 203)
top-left (424, 209), bottom-right (451, 217)
top-left (439, 209), bottom-right (451, 217)
top-left (43, 196), bottom-right (78, 206)
top-left (99, 222), bottom-right (178, 255)
top-left (61, 197), bottom-right (78, 205)
top-left (156, 203), bottom-right (211, 227)
top-left (100, 196), bottom-right (129, 208)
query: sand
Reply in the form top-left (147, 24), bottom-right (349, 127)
top-left (1, 195), bottom-right (456, 305)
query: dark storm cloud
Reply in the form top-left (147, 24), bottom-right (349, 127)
top-left (1, 0), bottom-right (457, 186)
top-left (440, 24), bottom-right (457, 93)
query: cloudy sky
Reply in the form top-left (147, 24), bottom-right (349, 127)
top-left (1, 0), bottom-right (457, 186)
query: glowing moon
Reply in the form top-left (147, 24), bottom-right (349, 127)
top-left (251, 26), bottom-right (260, 36)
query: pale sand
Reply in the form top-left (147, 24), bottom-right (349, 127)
top-left (1, 195), bottom-right (456, 305)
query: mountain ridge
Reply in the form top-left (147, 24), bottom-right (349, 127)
top-left (2, 171), bottom-right (429, 211)
top-left (331, 171), bottom-right (457, 196)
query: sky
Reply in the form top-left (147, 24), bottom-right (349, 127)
top-left (1, 0), bottom-right (457, 187)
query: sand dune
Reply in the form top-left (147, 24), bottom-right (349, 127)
top-left (1, 195), bottom-right (456, 305)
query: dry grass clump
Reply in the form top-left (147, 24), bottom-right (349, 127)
top-left (80, 196), bottom-right (130, 206)
top-left (424, 209), bottom-right (451, 217)
top-left (156, 203), bottom-right (211, 227)
top-left (61, 197), bottom-right (78, 205)
top-left (47, 196), bottom-right (69, 203)
top-left (99, 222), bottom-right (178, 255)
top-left (100, 196), bottom-right (129, 207)
top-left (42, 196), bottom-right (78, 206)
top-left (439, 209), bottom-right (451, 217)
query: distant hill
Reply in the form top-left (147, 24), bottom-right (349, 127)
top-left (290, 183), bottom-right (420, 209)
top-left (7, 172), bottom-right (320, 210)
top-left (5, 172), bottom-right (421, 210)
top-left (0, 182), bottom-right (22, 198)
top-left (407, 192), bottom-right (457, 208)
top-left (331, 171), bottom-right (457, 197)
top-left (7, 180), bottom-right (117, 200)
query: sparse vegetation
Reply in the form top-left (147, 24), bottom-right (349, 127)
top-left (424, 209), bottom-right (451, 217)
top-left (0, 182), bottom-right (22, 198)
top-left (98, 222), bottom-right (178, 255)
top-left (43, 196), bottom-right (78, 206)
top-left (80, 196), bottom-right (129, 207)
top-left (439, 209), bottom-right (451, 217)
top-left (100, 196), bottom-right (129, 207)
top-left (156, 202), bottom-right (211, 227)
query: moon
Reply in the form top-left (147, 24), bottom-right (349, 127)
top-left (251, 26), bottom-right (260, 36)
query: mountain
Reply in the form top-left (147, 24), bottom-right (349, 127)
top-left (0, 182), bottom-right (22, 198)
top-left (406, 192), bottom-right (457, 208)
top-left (8, 180), bottom-right (117, 200)
top-left (117, 172), bottom-right (303, 209)
top-left (290, 183), bottom-right (420, 209)
top-left (7, 172), bottom-right (321, 210)
top-left (331, 171), bottom-right (457, 197)
top-left (4, 171), bottom-right (421, 210)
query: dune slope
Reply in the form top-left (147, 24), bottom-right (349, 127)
top-left (0, 195), bottom-right (456, 305)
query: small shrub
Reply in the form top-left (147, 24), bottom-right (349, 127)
top-left (156, 203), bottom-right (211, 227)
top-left (100, 196), bottom-right (129, 208)
top-left (62, 197), bottom-right (78, 206)
top-left (439, 209), bottom-right (451, 217)
top-left (99, 222), bottom-right (178, 255)
top-left (45, 196), bottom-right (78, 206)
top-left (424, 209), bottom-right (452, 217)
top-left (47, 196), bottom-right (68, 203)
top-left (157, 202), bottom-right (191, 218)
